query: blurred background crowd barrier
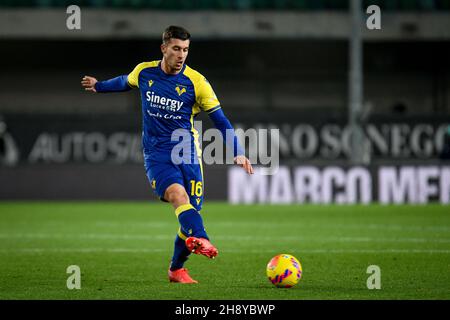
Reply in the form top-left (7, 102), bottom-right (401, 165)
top-left (0, 0), bottom-right (449, 203)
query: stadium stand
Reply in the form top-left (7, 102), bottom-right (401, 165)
top-left (0, 0), bottom-right (449, 10)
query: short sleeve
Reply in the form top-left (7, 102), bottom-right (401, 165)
top-left (127, 64), bottom-right (141, 88)
top-left (197, 77), bottom-right (221, 113)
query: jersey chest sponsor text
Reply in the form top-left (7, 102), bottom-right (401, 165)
top-left (145, 91), bottom-right (184, 112)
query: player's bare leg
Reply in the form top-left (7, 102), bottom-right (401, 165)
top-left (165, 183), bottom-right (191, 210)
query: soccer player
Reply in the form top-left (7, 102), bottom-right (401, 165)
top-left (81, 26), bottom-right (253, 283)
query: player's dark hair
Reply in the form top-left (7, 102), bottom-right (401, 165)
top-left (162, 26), bottom-right (191, 44)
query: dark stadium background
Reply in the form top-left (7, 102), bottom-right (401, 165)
top-left (1, 0), bottom-right (449, 203)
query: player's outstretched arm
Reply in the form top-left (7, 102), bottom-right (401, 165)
top-left (81, 75), bottom-right (132, 93)
top-left (208, 108), bottom-right (254, 175)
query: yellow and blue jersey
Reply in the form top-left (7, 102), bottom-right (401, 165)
top-left (127, 60), bottom-right (221, 162)
top-left (93, 60), bottom-right (244, 208)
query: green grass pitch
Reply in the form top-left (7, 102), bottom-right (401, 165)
top-left (0, 202), bottom-right (449, 299)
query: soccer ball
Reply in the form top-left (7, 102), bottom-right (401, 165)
top-left (266, 254), bottom-right (302, 288)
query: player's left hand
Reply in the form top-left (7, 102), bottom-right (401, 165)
top-left (234, 155), bottom-right (254, 175)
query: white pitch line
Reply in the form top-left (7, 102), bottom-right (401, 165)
top-left (4, 222), bottom-right (449, 234)
top-left (0, 233), bottom-right (172, 240)
top-left (0, 233), bottom-right (450, 244)
top-left (92, 221), bottom-right (450, 232)
top-left (0, 248), bottom-right (449, 254)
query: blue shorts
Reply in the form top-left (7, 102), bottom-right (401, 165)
top-left (145, 160), bottom-right (204, 212)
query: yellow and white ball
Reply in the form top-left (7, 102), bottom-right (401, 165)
top-left (266, 254), bottom-right (302, 288)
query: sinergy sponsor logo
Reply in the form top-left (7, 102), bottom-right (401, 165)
top-left (146, 91), bottom-right (184, 112)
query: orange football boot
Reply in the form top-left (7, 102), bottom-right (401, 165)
top-left (185, 237), bottom-right (218, 259)
top-left (168, 268), bottom-right (198, 284)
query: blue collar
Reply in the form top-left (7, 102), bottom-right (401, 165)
top-left (158, 61), bottom-right (186, 78)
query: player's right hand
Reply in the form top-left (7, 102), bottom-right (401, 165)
top-left (81, 75), bottom-right (98, 92)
